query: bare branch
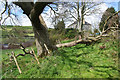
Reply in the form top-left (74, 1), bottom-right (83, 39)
top-left (0, 1), bottom-right (8, 21)
top-left (15, 44), bottom-right (34, 58)
top-left (69, 13), bottom-right (77, 21)
top-left (102, 10), bottom-right (120, 32)
top-left (85, 2), bottom-right (103, 14)
top-left (47, 4), bottom-right (59, 15)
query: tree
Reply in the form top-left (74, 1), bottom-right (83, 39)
top-left (43, 1), bottom-right (102, 39)
top-left (1, 0), bottom-right (119, 57)
top-left (99, 7), bottom-right (116, 32)
top-left (1, 0), bottom-right (54, 57)
top-left (46, 2), bottom-right (72, 29)
top-left (55, 19), bottom-right (65, 32)
top-left (62, 1), bottom-right (103, 39)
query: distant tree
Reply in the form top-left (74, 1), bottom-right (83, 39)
top-left (55, 19), bottom-right (65, 33)
top-left (99, 7), bottom-right (116, 31)
top-left (63, 1), bottom-right (103, 40)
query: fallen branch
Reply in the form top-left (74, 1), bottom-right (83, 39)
top-left (56, 39), bottom-right (82, 48)
top-left (101, 27), bottom-right (118, 35)
top-left (44, 43), bottom-right (50, 55)
top-left (102, 10), bottom-right (120, 32)
top-left (55, 11), bottom-right (119, 48)
top-left (15, 44), bottom-right (34, 58)
top-left (55, 27), bottom-right (119, 48)
top-left (56, 39), bottom-right (94, 48)
top-left (11, 51), bottom-right (22, 74)
top-left (31, 48), bottom-right (40, 64)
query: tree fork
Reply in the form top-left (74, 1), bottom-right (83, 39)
top-left (14, 2), bottom-right (53, 57)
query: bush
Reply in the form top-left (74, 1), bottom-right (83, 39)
top-left (64, 28), bottom-right (76, 39)
top-left (48, 28), bottom-right (77, 44)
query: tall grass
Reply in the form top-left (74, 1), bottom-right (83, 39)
top-left (1, 39), bottom-right (119, 78)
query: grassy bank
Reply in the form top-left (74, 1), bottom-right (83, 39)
top-left (1, 39), bottom-right (119, 78)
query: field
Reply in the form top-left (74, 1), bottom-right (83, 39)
top-left (1, 25), bottom-right (34, 44)
top-left (1, 38), bottom-right (119, 78)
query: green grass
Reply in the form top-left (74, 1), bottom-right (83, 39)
top-left (27, 33), bottom-right (34, 36)
top-left (1, 26), bottom-right (34, 44)
top-left (61, 39), bottom-right (75, 43)
top-left (1, 39), bottom-right (119, 78)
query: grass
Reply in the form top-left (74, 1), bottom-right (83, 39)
top-left (1, 26), bottom-right (34, 44)
top-left (1, 39), bottom-right (119, 78)
top-left (27, 33), bottom-right (34, 36)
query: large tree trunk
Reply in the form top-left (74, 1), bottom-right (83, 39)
top-left (32, 15), bottom-right (52, 57)
top-left (14, 2), bottom-right (52, 57)
top-left (30, 7), bottom-right (52, 57)
top-left (29, 3), bottom-right (53, 57)
top-left (29, 2), bottom-right (53, 57)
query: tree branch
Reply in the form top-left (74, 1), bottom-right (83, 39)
top-left (13, 2), bottom-right (34, 17)
top-left (15, 44), bottom-right (34, 58)
top-left (0, 0), bottom-right (8, 21)
top-left (47, 4), bottom-right (59, 15)
top-left (102, 10), bottom-right (120, 32)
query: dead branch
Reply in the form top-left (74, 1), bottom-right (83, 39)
top-left (31, 48), bottom-right (40, 64)
top-left (44, 44), bottom-right (50, 54)
top-left (11, 51), bottom-right (22, 74)
top-left (102, 10), bottom-right (120, 32)
top-left (15, 44), bottom-right (34, 58)
top-left (56, 39), bottom-right (82, 48)
top-left (56, 26), bottom-right (119, 48)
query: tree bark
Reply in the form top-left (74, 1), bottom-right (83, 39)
top-left (30, 2), bottom-right (53, 57)
top-left (32, 21), bottom-right (51, 57)
top-left (80, 2), bottom-right (85, 39)
top-left (14, 2), bottom-right (53, 57)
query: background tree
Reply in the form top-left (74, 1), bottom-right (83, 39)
top-left (99, 7), bottom-right (116, 32)
top-left (52, 19), bottom-right (66, 44)
top-left (43, 1), bottom-right (103, 40)
top-left (55, 19), bottom-right (65, 32)
top-left (63, 1), bottom-right (102, 39)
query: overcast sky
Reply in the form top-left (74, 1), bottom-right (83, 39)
top-left (0, 1), bottom-right (119, 30)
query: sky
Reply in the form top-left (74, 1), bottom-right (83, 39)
top-left (42, 2), bottom-right (119, 30)
top-left (0, 1), bottom-right (119, 30)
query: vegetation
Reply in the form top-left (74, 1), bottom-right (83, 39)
top-left (1, 1), bottom-right (119, 79)
top-left (99, 7), bottom-right (118, 31)
top-left (49, 28), bottom-right (76, 44)
top-left (1, 26), bottom-right (34, 44)
top-left (54, 19), bottom-right (65, 32)
top-left (1, 36), bottom-right (119, 78)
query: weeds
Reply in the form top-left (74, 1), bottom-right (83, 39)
top-left (1, 39), bottom-right (119, 78)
